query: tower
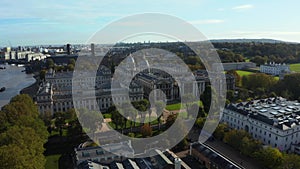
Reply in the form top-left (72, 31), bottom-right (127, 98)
top-left (91, 43), bottom-right (95, 57)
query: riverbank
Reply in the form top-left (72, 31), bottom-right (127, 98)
top-left (20, 72), bottom-right (40, 100)
top-left (0, 64), bottom-right (36, 108)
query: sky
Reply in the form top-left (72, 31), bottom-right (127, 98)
top-left (0, 0), bottom-right (300, 46)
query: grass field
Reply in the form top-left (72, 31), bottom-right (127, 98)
top-left (290, 63), bottom-right (300, 72)
top-left (165, 103), bottom-right (182, 111)
top-left (45, 154), bottom-right (61, 169)
top-left (236, 70), bottom-right (254, 77)
top-left (165, 101), bottom-right (203, 111)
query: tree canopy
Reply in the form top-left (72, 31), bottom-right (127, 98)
top-left (0, 94), bottom-right (48, 169)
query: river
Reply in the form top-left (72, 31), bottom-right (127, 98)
top-left (0, 64), bottom-right (36, 108)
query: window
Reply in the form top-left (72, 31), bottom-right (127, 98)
top-left (82, 152), bottom-right (90, 157)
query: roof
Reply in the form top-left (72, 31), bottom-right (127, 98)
top-left (226, 97), bottom-right (300, 130)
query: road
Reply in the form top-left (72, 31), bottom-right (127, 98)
top-left (205, 140), bottom-right (261, 169)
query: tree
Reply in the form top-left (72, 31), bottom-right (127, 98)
top-left (240, 136), bottom-right (262, 157)
top-left (186, 103), bottom-right (198, 119)
top-left (39, 69), bottom-right (47, 81)
top-left (79, 110), bottom-right (103, 135)
top-left (0, 126), bottom-right (46, 169)
top-left (165, 114), bottom-right (177, 129)
top-left (182, 94), bottom-right (196, 118)
top-left (140, 124), bottom-right (152, 137)
top-left (250, 55), bottom-right (267, 66)
top-left (54, 112), bottom-right (66, 136)
top-left (276, 73), bottom-right (300, 100)
top-left (46, 58), bottom-right (54, 69)
top-left (197, 106), bottom-right (206, 118)
top-left (111, 110), bottom-right (124, 130)
top-left (242, 73), bottom-right (277, 92)
top-left (155, 101), bottom-right (165, 130)
top-left (254, 146), bottom-right (283, 169)
top-left (226, 90), bottom-right (235, 102)
top-left (0, 94), bottom-right (48, 169)
top-left (195, 117), bottom-right (205, 129)
top-left (213, 123), bottom-right (229, 140)
top-left (133, 100), bottom-right (148, 124)
top-left (226, 70), bottom-right (241, 86)
top-left (280, 153), bottom-right (300, 169)
top-left (223, 129), bottom-right (249, 150)
top-left (237, 88), bottom-right (249, 101)
top-left (200, 85), bottom-right (215, 113)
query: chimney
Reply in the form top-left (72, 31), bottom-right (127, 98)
top-left (91, 43), bottom-right (95, 57)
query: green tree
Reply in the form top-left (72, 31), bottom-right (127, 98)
top-left (254, 146), bottom-right (283, 169)
top-left (240, 136), bottom-right (262, 157)
top-left (201, 85), bottom-right (216, 113)
top-left (213, 123), bottom-right (229, 140)
top-left (276, 73), bottom-right (300, 100)
top-left (195, 117), bottom-right (205, 129)
top-left (223, 129), bottom-right (249, 150)
top-left (54, 112), bottom-right (66, 136)
top-left (226, 70), bottom-right (241, 86)
top-left (79, 110), bottom-right (103, 136)
top-left (250, 55), bottom-right (267, 66)
top-left (280, 153), bottom-right (300, 169)
top-left (226, 90), bottom-right (235, 102)
top-left (46, 58), bottom-right (54, 69)
top-left (39, 69), bottom-right (47, 81)
top-left (0, 126), bottom-right (46, 169)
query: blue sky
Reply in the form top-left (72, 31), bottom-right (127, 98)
top-left (0, 0), bottom-right (300, 46)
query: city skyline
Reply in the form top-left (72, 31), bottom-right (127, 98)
top-left (1, 0), bottom-right (300, 46)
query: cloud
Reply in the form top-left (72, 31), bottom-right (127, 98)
top-left (189, 19), bottom-right (225, 25)
top-left (232, 4), bottom-right (254, 10)
top-left (232, 31), bottom-right (300, 36)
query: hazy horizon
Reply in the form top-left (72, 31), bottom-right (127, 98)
top-left (1, 0), bottom-right (300, 46)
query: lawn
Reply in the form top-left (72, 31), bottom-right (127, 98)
top-left (165, 101), bottom-right (203, 111)
top-left (166, 103), bottom-right (182, 111)
top-left (108, 117), bottom-right (160, 129)
top-left (290, 63), bottom-right (300, 72)
top-left (236, 70), bottom-right (254, 77)
top-left (45, 154), bottom-right (61, 169)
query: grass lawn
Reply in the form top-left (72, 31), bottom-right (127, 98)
top-left (290, 63), bottom-right (300, 72)
top-left (166, 101), bottom-right (203, 111)
top-left (45, 154), bottom-right (61, 169)
top-left (236, 70), bottom-right (254, 77)
top-left (166, 103), bottom-right (182, 111)
top-left (103, 113), bottom-right (112, 118)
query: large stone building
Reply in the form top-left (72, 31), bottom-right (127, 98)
top-left (222, 97), bottom-right (300, 152)
top-left (260, 62), bottom-right (290, 76)
top-left (190, 143), bottom-right (241, 169)
top-left (36, 66), bottom-right (143, 114)
top-left (213, 62), bottom-right (256, 71)
top-left (134, 69), bottom-right (235, 103)
top-left (75, 140), bottom-right (191, 169)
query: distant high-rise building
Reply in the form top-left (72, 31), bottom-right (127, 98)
top-left (66, 44), bottom-right (71, 55)
top-left (91, 43), bottom-right (95, 57)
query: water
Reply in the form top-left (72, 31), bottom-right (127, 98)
top-left (0, 64), bottom-right (36, 108)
